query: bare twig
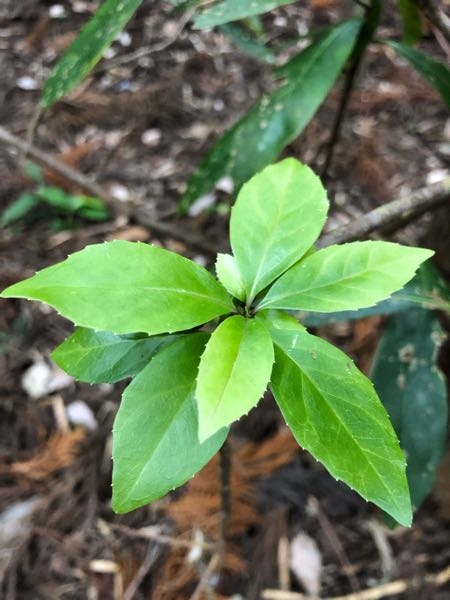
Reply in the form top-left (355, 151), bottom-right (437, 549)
top-left (189, 552), bottom-right (221, 600)
top-left (321, 0), bottom-right (381, 179)
top-left (218, 438), bottom-right (232, 557)
top-left (106, 521), bottom-right (215, 551)
top-left (309, 496), bottom-right (360, 592)
top-left (364, 520), bottom-right (395, 582)
top-left (98, 7), bottom-right (196, 71)
top-left (319, 177), bottom-right (450, 247)
top-left (2, 125), bottom-right (449, 255)
top-left (413, 0), bottom-right (450, 43)
top-left (262, 564), bottom-right (450, 599)
top-left (123, 542), bottom-right (160, 600)
top-left (0, 125), bottom-right (114, 206)
top-left (0, 125), bottom-right (218, 256)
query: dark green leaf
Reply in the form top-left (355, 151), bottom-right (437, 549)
top-left (371, 308), bottom-right (447, 509)
top-left (1, 241), bottom-right (234, 335)
top-left (180, 20), bottom-right (360, 212)
top-left (270, 327), bottom-right (412, 526)
top-left (112, 334), bottom-right (228, 512)
top-left (386, 41), bottom-right (450, 107)
top-left (196, 315), bottom-right (274, 441)
top-left (230, 159), bottom-right (328, 303)
top-left (258, 241), bottom-right (433, 312)
top-left (41, 0), bottom-right (143, 108)
top-left (52, 327), bottom-right (173, 383)
top-left (194, 0), bottom-right (296, 29)
top-left (219, 23), bottom-right (276, 64)
top-left (397, 0), bottom-right (422, 44)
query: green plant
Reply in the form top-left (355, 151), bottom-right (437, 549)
top-left (1, 158), bottom-right (434, 525)
top-left (34, 0), bottom-right (450, 214)
top-left (0, 163), bottom-right (108, 228)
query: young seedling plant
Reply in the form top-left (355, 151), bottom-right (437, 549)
top-left (1, 158), bottom-right (434, 526)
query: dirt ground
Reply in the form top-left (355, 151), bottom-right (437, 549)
top-left (0, 1), bottom-right (449, 599)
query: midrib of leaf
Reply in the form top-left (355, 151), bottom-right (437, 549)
top-left (33, 284), bottom-right (233, 309)
top-left (247, 169), bottom-right (316, 302)
top-left (263, 255), bottom-right (408, 306)
top-left (210, 325), bottom-right (245, 416)
top-left (277, 343), bottom-right (405, 513)
top-left (117, 381), bottom-right (195, 504)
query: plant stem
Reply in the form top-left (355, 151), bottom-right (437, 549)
top-left (321, 0), bottom-right (381, 179)
top-left (218, 438), bottom-right (232, 557)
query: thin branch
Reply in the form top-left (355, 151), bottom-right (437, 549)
top-left (218, 438), bottom-right (232, 557)
top-left (0, 125), bottom-right (116, 208)
top-left (321, 0), bottom-right (381, 179)
top-left (309, 496), bottom-right (359, 592)
top-left (262, 564), bottom-right (450, 599)
top-left (0, 125), bottom-right (218, 256)
top-left (97, 7), bottom-right (196, 71)
top-left (413, 0), bottom-right (450, 43)
top-left (123, 542), bottom-right (160, 600)
top-left (189, 552), bottom-right (221, 600)
top-left (319, 177), bottom-right (450, 247)
top-left (107, 521), bottom-right (215, 551)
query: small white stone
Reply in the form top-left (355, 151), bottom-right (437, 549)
top-left (49, 4), bottom-right (66, 18)
top-left (188, 192), bottom-right (216, 217)
top-left (141, 128), bottom-right (162, 147)
top-left (16, 76), bottom-right (39, 91)
top-left (67, 400), bottom-right (97, 431)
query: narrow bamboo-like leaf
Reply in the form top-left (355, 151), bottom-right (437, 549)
top-left (397, 0), bottom-right (422, 45)
top-left (1, 241), bottom-right (234, 335)
top-left (258, 241), bottom-right (434, 312)
top-left (270, 327), bottom-right (412, 526)
top-left (215, 253), bottom-right (246, 301)
top-left (194, 0), bottom-right (295, 29)
top-left (52, 328), bottom-right (173, 383)
top-left (371, 308), bottom-right (447, 510)
top-left (41, 0), bottom-right (143, 107)
top-left (386, 41), bottom-right (450, 107)
top-left (112, 334), bottom-right (228, 513)
top-left (180, 21), bottom-right (360, 212)
top-left (196, 315), bottom-right (274, 441)
top-left (231, 159), bottom-right (328, 303)
top-left (219, 24), bottom-right (276, 64)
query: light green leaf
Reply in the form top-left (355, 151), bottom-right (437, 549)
top-left (52, 328), bottom-right (173, 383)
top-left (258, 241), bottom-right (434, 312)
top-left (371, 308), bottom-right (447, 510)
top-left (386, 41), bottom-right (450, 107)
top-left (397, 0), bottom-right (422, 45)
top-left (112, 334), bottom-right (228, 513)
top-left (298, 259), bottom-right (450, 326)
top-left (196, 315), bottom-right (274, 441)
top-left (41, 0), bottom-right (143, 108)
top-left (270, 327), bottom-right (412, 526)
top-left (231, 159), bottom-right (328, 303)
top-left (215, 253), bottom-right (246, 301)
top-left (1, 241), bottom-right (234, 335)
top-left (194, 0), bottom-right (295, 29)
top-left (180, 20), bottom-right (360, 212)
top-left (256, 309), bottom-right (305, 332)
top-left (0, 193), bottom-right (39, 227)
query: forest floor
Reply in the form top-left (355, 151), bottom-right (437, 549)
top-left (0, 1), bottom-right (449, 599)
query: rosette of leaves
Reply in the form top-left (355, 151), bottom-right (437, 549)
top-left (1, 159), bottom-right (433, 525)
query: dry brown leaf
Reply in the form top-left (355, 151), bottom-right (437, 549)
top-left (154, 430), bottom-right (299, 599)
top-left (9, 429), bottom-right (86, 481)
